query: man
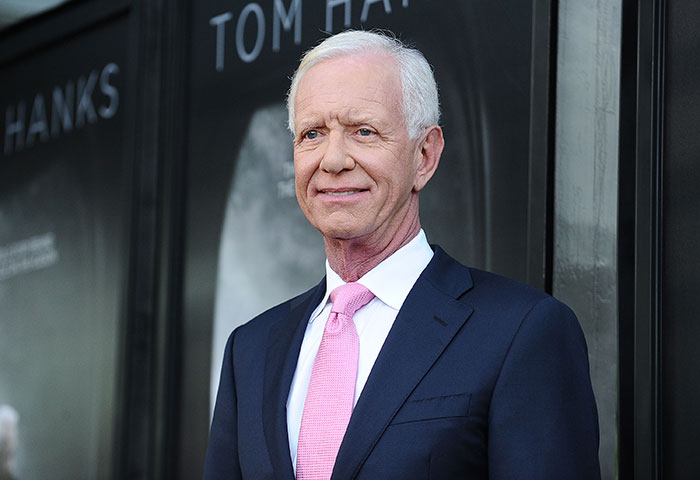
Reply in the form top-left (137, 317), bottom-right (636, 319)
top-left (204, 30), bottom-right (600, 479)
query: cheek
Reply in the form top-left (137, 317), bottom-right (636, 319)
top-left (381, 163), bottom-right (418, 198)
top-left (294, 166), bottom-right (317, 214)
top-left (384, 147), bottom-right (418, 185)
top-left (294, 176), bottom-right (309, 210)
top-left (293, 157), bottom-right (311, 190)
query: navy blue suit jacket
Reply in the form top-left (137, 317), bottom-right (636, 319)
top-left (204, 246), bottom-right (601, 479)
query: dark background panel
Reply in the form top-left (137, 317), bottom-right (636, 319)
top-left (662, 0), bottom-right (700, 478)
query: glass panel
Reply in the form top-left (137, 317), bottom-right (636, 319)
top-left (0, 17), bottom-right (128, 479)
top-left (554, 1), bottom-right (622, 478)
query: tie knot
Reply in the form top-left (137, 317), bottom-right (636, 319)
top-left (330, 283), bottom-right (375, 318)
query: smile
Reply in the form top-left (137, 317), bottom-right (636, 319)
top-left (320, 190), bottom-right (363, 196)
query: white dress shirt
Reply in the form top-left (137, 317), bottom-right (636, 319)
top-left (286, 230), bottom-right (434, 470)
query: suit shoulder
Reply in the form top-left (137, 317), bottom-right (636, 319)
top-left (468, 267), bottom-right (582, 336)
top-left (428, 246), bottom-right (569, 314)
top-left (467, 267), bottom-right (549, 301)
top-left (463, 266), bottom-right (577, 323)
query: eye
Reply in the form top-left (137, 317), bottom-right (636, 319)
top-left (358, 128), bottom-right (373, 136)
top-left (303, 129), bottom-right (319, 140)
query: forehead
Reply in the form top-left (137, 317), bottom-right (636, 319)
top-left (294, 53), bottom-right (403, 123)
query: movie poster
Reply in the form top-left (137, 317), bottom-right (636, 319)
top-left (0, 17), bottom-right (129, 479)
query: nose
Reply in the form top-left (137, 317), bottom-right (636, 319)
top-left (319, 132), bottom-right (355, 174)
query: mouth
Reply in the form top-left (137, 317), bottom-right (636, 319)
top-left (319, 189), bottom-right (364, 196)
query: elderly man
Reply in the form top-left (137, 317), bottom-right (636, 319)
top-left (204, 30), bottom-right (600, 480)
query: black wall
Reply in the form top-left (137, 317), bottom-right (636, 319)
top-left (619, 0), bottom-right (700, 478)
top-left (661, 0), bottom-right (700, 477)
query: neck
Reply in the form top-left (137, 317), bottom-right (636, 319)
top-left (324, 210), bottom-right (422, 283)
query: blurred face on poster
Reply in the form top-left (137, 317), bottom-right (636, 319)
top-left (292, 53), bottom-right (442, 250)
top-left (0, 405), bottom-right (18, 476)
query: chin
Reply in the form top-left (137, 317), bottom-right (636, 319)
top-left (317, 224), bottom-right (371, 242)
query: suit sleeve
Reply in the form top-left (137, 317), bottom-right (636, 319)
top-left (487, 296), bottom-right (601, 479)
top-left (203, 329), bottom-right (243, 480)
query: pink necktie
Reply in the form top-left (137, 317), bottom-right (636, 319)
top-left (296, 283), bottom-right (375, 480)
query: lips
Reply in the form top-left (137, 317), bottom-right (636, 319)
top-left (318, 188), bottom-right (368, 196)
top-left (320, 190), bottom-right (363, 196)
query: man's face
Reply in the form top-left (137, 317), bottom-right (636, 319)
top-left (293, 53), bottom-right (424, 244)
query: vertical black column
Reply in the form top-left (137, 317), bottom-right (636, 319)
top-left (661, 0), bottom-right (700, 478)
top-left (526, 0), bottom-right (558, 293)
top-left (116, 0), bottom-right (163, 475)
top-left (153, 0), bottom-right (190, 476)
top-left (116, 0), bottom-right (189, 477)
top-left (618, 0), bottom-right (665, 478)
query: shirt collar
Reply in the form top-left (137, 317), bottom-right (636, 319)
top-left (308, 229), bottom-right (434, 323)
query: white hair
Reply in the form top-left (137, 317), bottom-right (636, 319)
top-left (287, 30), bottom-right (440, 140)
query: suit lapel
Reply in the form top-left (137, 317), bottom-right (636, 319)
top-left (262, 280), bottom-right (325, 480)
top-left (332, 247), bottom-right (474, 480)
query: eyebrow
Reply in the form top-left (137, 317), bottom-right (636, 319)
top-left (293, 115), bottom-right (322, 136)
top-left (294, 109), bottom-right (388, 133)
top-left (340, 109), bottom-right (383, 126)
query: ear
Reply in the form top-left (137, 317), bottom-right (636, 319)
top-left (413, 126), bottom-right (444, 192)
